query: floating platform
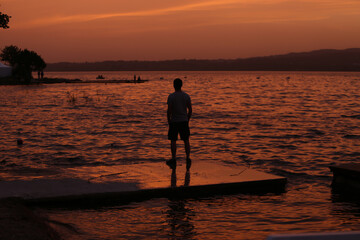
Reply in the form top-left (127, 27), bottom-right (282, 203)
top-left (267, 231), bottom-right (360, 240)
top-left (0, 161), bottom-right (286, 207)
top-left (330, 163), bottom-right (360, 192)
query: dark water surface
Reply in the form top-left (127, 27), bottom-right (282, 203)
top-left (1, 71), bottom-right (360, 239)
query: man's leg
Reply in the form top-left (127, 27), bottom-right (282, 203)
top-left (166, 140), bottom-right (177, 169)
top-left (184, 139), bottom-right (191, 170)
top-left (184, 139), bottom-right (190, 160)
top-left (171, 140), bottom-right (177, 160)
top-left (167, 123), bottom-right (177, 169)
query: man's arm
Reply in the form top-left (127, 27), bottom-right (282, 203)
top-left (167, 103), bottom-right (172, 124)
top-left (187, 101), bottom-right (192, 121)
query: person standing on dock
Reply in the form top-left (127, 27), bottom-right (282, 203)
top-left (166, 78), bottom-right (192, 170)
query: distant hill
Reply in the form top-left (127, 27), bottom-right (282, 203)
top-left (46, 48), bottom-right (360, 71)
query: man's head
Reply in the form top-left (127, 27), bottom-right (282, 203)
top-left (173, 78), bottom-right (182, 91)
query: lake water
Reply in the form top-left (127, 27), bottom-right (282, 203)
top-left (1, 71), bottom-right (360, 239)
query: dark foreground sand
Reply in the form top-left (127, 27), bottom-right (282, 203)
top-left (0, 198), bottom-right (61, 240)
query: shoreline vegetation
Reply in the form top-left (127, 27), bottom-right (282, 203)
top-left (0, 77), bottom-right (149, 85)
top-left (46, 48), bottom-right (360, 72)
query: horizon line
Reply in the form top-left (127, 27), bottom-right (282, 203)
top-left (45, 47), bottom-right (360, 64)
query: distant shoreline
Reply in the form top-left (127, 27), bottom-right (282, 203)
top-left (0, 77), bottom-right (149, 85)
top-left (45, 48), bottom-right (360, 72)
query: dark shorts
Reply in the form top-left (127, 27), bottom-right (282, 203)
top-left (168, 121), bottom-right (190, 141)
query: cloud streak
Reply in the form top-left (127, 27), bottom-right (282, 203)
top-left (20, 0), bottom-right (242, 28)
top-left (15, 0), bottom-right (360, 29)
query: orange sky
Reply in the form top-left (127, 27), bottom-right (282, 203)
top-left (1, 0), bottom-right (360, 63)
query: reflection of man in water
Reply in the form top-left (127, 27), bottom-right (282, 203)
top-left (166, 198), bottom-right (195, 239)
top-left (167, 78), bottom-right (192, 169)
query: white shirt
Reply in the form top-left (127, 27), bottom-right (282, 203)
top-left (167, 91), bottom-right (191, 122)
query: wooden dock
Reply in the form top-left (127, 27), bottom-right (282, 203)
top-left (0, 161), bottom-right (286, 207)
top-left (330, 163), bottom-right (360, 192)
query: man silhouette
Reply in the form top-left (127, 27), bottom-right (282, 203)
top-left (167, 78), bottom-right (192, 169)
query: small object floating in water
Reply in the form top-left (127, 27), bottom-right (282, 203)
top-left (286, 76), bottom-right (291, 80)
top-left (160, 77), bottom-right (164, 80)
top-left (256, 76), bottom-right (261, 79)
top-left (96, 75), bottom-right (105, 79)
top-left (17, 138), bottom-right (23, 145)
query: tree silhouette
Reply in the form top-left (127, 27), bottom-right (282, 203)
top-left (0, 45), bottom-right (20, 66)
top-left (0, 11), bottom-right (11, 29)
top-left (1, 45), bottom-right (47, 84)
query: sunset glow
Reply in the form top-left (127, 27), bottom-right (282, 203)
top-left (1, 0), bottom-right (360, 62)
